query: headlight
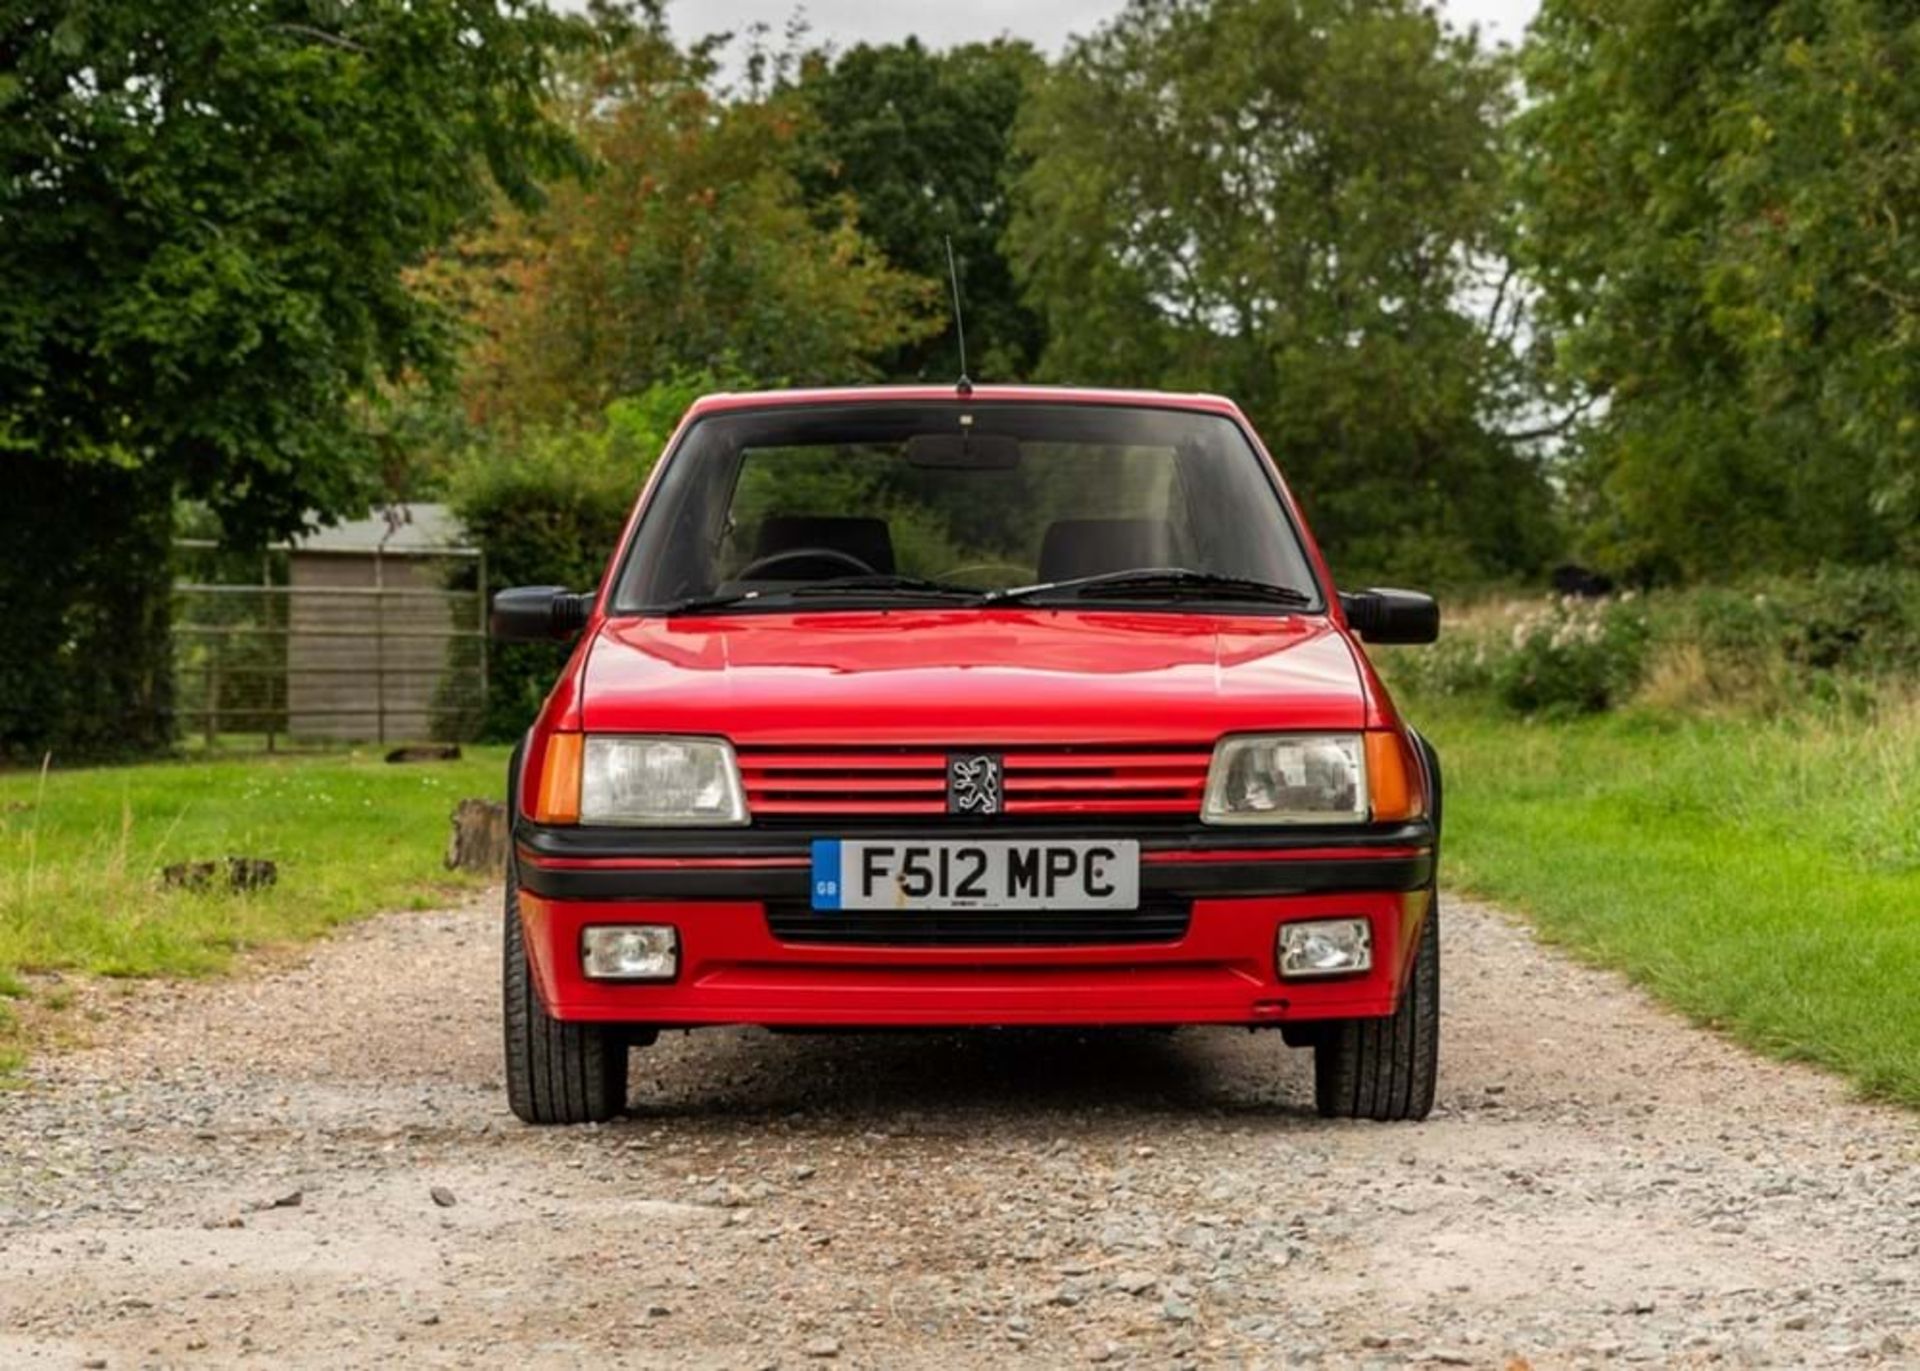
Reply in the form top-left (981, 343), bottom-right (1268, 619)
top-left (580, 735), bottom-right (748, 826)
top-left (1202, 733), bottom-right (1367, 824)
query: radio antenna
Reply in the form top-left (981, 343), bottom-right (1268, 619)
top-left (945, 235), bottom-right (972, 397)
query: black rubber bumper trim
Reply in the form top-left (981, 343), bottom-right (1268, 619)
top-left (516, 853), bottom-right (1433, 903)
top-left (516, 817), bottom-right (1435, 861)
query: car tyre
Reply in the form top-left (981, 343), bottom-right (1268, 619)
top-left (1312, 893), bottom-right (1439, 1121)
top-left (503, 863), bottom-right (628, 1125)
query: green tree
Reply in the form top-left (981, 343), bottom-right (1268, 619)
top-left (447, 371), bottom-right (719, 740)
top-left (788, 37), bottom-right (1047, 381)
top-left (0, 0), bottom-right (583, 757)
top-left (457, 11), bottom-right (939, 428)
top-left (1513, 0), bottom-right (1918, 579)
top-left (1008, 0), bottom-right (1556, 586)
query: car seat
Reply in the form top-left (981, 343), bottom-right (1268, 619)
top-left (1036, 518), bottom-right (1177, 581)
top-left (752, 515), bottom-right (897, 576)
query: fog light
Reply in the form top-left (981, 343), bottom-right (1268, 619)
top-left (1277, 918), bottom-right (1372, 978)
top-left (581, 925), bottom-right (678, 981)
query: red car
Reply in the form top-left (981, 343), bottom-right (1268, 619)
top-left (494, 386), bottom-right (1442, 1125)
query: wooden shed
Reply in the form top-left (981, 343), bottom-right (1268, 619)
top-left (284, 505), bottom-right (485, 742)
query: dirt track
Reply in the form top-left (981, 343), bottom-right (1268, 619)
top-left (1, 894), bottom-right (1915, 1369)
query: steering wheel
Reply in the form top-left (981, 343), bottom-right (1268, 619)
top-left (938, 560), bottom-right (1034, 587)
top-left (735, 546), bottom-right (877, 582)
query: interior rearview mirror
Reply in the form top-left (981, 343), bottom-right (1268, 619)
top-left (905, 433), bottom-right (1022, 469)
top-left (491, 586), bottom-right (594, 642)
top-left (1339, 588), bottom-right (1440, 645)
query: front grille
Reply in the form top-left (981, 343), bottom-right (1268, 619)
top-left (764, 899), bottom-right (1193, 947)
top-left (736, 744), bottom-right (1210, 819)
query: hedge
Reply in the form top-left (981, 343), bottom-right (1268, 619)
top-left (448, 375), bottom-right (717, 741)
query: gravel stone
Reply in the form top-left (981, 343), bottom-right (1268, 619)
top-left (0, 895), bottom-right (1914, 1367)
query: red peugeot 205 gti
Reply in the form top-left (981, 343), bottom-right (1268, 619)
top-left (493, 386), bottom-right (1442, 1125)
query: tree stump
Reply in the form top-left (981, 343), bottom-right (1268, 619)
top-left (160, 861), bottom-right (218, 892)
top-left (446, 798), bottom-right (510, 875)
top-left (225, 856), bottom-right (278, 891)
top-left (387, 744), bottom-right (463, 764)
top-left (159, 857), bottom-right (278, 893)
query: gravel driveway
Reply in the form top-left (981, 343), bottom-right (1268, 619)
top-left (1, 895), bottom-right (1914, 1369)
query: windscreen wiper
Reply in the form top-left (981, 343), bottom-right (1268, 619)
top-left (986, 567), bottom-right (1314, 608)
top-left (653, 576), bottom-right (983, 615)
top-left (651, 589), bottom-right (772, 615)
top-left (784, 574), bottom-right (985, 601)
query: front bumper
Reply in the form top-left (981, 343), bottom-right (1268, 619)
top-left (513, 821), bottom-right (1434, 1029)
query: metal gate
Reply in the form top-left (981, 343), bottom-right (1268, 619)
top-left (172, 539), bottom-right (488, 749)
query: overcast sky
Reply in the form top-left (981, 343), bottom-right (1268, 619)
top-left (660, 0), bottom-right (1542, 55)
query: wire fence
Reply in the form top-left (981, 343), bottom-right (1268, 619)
top-left (171, 541), bottom-right (488, 751)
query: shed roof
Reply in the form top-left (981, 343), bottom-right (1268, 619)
top-left (293, 504), bottom-right (469, 556)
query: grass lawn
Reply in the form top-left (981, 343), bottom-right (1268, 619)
top-left (1409, 695), bottom-right (1920, 1107)
top-left (4, 700), bottom-right (1915, 1110)
top-left (0, 746), bottom-right (510, 1072)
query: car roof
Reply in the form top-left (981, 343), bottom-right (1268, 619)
top-left (684, 384), bottom-right (1246, 419)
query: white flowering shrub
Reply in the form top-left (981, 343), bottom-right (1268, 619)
top-left (1380, 628), bottom-right (1500, 700)
top-left (1493, 596), bottom-right (1650, 715)
top-left (1378, 570), bottom-right (1920, 720)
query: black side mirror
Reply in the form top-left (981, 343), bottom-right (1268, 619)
top-left (1339, 588), bottom-right (1440, 645)
top-left (491, 586), bottom-right (595, 642)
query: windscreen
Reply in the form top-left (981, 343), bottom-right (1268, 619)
top-left (611, 403), bottom-right (1321, 613)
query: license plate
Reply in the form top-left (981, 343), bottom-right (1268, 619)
top-left (810, 839), bottom-right (1140, 911)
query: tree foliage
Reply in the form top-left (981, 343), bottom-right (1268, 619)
top-left (447, 372), bottom-right (717, 739)
top-left (1513, 0), bottom-right (1918, 578)
top-left (0, 0), bottom-right (584, 541)
top-left (0, 0), bottom-right (583, 756)
top-left (8, 0), bottom-right (1913, 757)
top-left (0, 463), bottom-right (175, 757)
top-left (455, 11), bottom-right (940, 429)
top-left (788, 37), bottom-right (1046, 381)
top-left (1007, 0), bottom-right (1556, 586)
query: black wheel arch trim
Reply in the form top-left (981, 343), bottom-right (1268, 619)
top-left (507, 736), bottom-right (528, 829)
top-left (1412, 727), bottom-right (1443, 842)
